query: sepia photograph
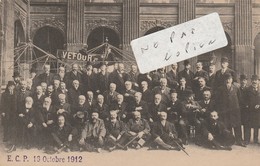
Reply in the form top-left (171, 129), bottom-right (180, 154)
top-left (0, 0), bottom-right (260, 166)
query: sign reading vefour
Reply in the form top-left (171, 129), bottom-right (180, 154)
top-left (57, 50), bottom-right (100, 62)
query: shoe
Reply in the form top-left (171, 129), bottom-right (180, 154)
top-left (57, 145), bottom-right (66, 153)
top-left (108, 146), bottom-right (116, 152)
top-left (7, 145), bottom-right (16, 153)
top-left (169, 146), bottom-right (180, 151)
top-left (135, 145), bottom-right (141, 149)
top-left (254, 140), bottom-right (259, 144)
top-left (244, 140), bottom-right (250, 145)
top-left (123, 146), bottom-right (128, 151)
top-left (236, 141), bottom-right (247, 148)
top-left (183, 140), bottom-right (188, 146)
top-left (65, 148), bottom-right (71, 152)
top-left (96, 148), bottom-right (102, 153)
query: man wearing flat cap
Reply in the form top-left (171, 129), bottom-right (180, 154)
top-left (247, 75), bottom-right (260, 144)
top-left (215, 57), bottom-right (237, 89)
top-left (215, 73), bottom-right (246, 147)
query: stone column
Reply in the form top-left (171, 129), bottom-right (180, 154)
top-left (122, 0), bottom-right (140, 53)
top-left (66, 0), bottom-right (85, 52)
top-left (178, 0), bottom-right (196, 71)
top-left (234, 0), bottom-right (253, 76)
top-left (1, 0), bottom-right (15, 85)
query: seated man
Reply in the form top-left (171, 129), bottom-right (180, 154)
top-left (79, 112), bottom-right (106, 153)
top-left (19, 97), bottom-right (37, 149)
top-left (51, 114), bottom-right (77, 153)
top-left (55, 93), bottom-right (71, 122)
top-left (150, 111), bottom-right (183, 150)
top-left (105, 110), bottom-right (129, 151)
top-left (201, 111), bottom-right (235, 150)
top-left (126, 111), bottom-right (151, 149)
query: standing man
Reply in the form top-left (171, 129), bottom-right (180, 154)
top-left (178, 60), bottom-right (194, 88)
top-left (166, 63), bottom-right (179, 89)
top-left (248, 75), bottom-right (260, 144)
top-left (216, 73), bottom-right (246, 147)
top-left (37, 64), bottom-right (54, 86)
top-left (64, 63), bottom-right (82, 90)
top-left (215, 57), bottom-right (237, 89)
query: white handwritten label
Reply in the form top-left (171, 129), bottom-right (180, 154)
top-left (131, 12), bottom-right (228, 74)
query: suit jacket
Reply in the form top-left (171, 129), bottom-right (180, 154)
top-left (105, 120), bottom-right (127, 138)
top-left (194, 69), bottom-right (209, 82)
top-left (108, 70), bottom-right (130, 94)
top-left (52, 123), bottom-right (77, 143)
top-left (16, 89), bottom-right (31, 114)
top-left (109, 101), bottom-right (128, 121)
top-left (151, 121), bottom-right (178, 139)
top-left (247, 86), bottom-right (260, 127)
top-left (82, 72), bottom-right (98, 94)
top-left (122, 89), bottom-right (136, 105)
top-left (215, 84), bottom-right (241, 127)
top-left (1, 90), bottom-right (17, 120)
top-left (141, 89), bottom-right (153, 104)
top-left (127, 118), bottom-right (150, 134)
top-left (37, 73), bottom-right (55, 86)
top-left (103, 90), bottom-right (120, 105)
top-left (20, 107), bottom-right (37, 127)
top-left (93, 103), bottom-right (109, 121)
top-left (152, 86), bottom-right (171, 105)
top-left (37, 106), bottom-right (56, 128)
top-left (32, 94), bottom-right (46, 110)
top-left (181, 100), bottom-right (201, 120)
top-left (207, 73), bottom-right (216, 89)
top-left (178, 69), bottom-right (194, 87)
top-left (68, 87), bottom-right (82, 109)
top-left (64, 71), bottom-right (83, 89)
top-left (176, 85), bottom-right (192, 101)
top-left (149, 102), bottom-right (167, 121)
top-left (198, 99), bottom-right (216, 120)
top-left (81, 119), bottom-right (106, 139)
top-left (166, 70), bottom-right (179, 89)
top-left (201, 119), bottom-right (230, 139)
top-left (129, 100), bottom-right (150, 120)
top-left (96, 72), bottom-right (109, 94)
top-left (53, 73), bottom-right (65, 82)
top-left (215, 68), bottom-right (237, 88)
top-left (194, 86), bottom-right (210, 101)
top-left (167, 99), bottom-right (183, 122)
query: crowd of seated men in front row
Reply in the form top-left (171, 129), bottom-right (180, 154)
top-left (1, 57), bottom-right (260, 153)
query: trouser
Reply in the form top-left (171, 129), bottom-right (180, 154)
top-left (202, 130), bottom-right (235, 148)
top-left (38, 127), bottom-right (53, 148)
top-left (152, 134), bottom-right (183, 150)
top-left (227, 126), bottom-right (243, 143)
top-left (105, 133), bottom-right (131, 148)
top-left (244, 125), bottom-right (251, 142)
top-left (23, 126), bottom-right (37, 148)
top-left (80, 137), bottom-right (104, 152)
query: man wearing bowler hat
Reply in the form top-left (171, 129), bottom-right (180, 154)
top-left (247, 75), bottom-right (260, 144)
top-left (215, 73), bottom-right (246, 147)
top-left (215, 57), bottom-right (237, 89)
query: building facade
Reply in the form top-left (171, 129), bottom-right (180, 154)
top-left (1, 0), bottom-right (260, 86)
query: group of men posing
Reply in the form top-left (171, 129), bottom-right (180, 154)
top-left (1, 56), bottom-right (260, 153)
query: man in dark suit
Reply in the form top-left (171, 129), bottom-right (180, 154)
top-left (238, 74), bottom-right (250, 144)
top-left (194, 77), bottom-right (210, 101)
top-left (55, 94), bottom-right (71, 122)
top-left (82, 64), bottom-right (98, 95)
top-left (108, 63), bottom-right (130, 94)
top-left (103, 83), bottom-right (120, 106)
top-left (37, 64), bottom-right (54, 86)
top-left (176, 77), bottom-right (192, 101)
top-left (247, 75), bottom-right (260, 144)
top-left (178, 60), bottom-right (194, 88)
top-left (96, 63), bottom-right (109, 94)
top-left (201, 111), bottom-right (235, 150)
top-left (129, 92), bottom-right (150, 121)
top-left (54, 66), bottom-right (66, 82)
top-left (128, 64), bottom-right (139, 91)
top-left (68, 80), bottom-right (82, 111)
top-left (152, 78), bottom-right (171, 105)
top-left (127, 111), bottom-right (151, 149)
top-left (193, 61), bottom-right (209, 86)
top-left (122, 81), bottom-right (136, 105)
top-left (51, 114), bottom-right (77, 152)
top-left (37, 97), bottom-right (56, 149)
top-left (93, 94), bottom-right (109, 122)
top-left (150, 111), bottom-right (183, 150)
top-left (109, 94), bottom-right (128, 122)
top-left (207, 63), bottom-right (216, 89)
top-left (105, 110), bottom-right (129, 151)
top-left (1, 81), bottom-right (17, 152)
top-left (198, 88), bottom-right (216, 121)
top-left (215, 57), bottom-right (237, 89)
top-left (215, 73), bottom-right (246, 147)
top-left (166, 63), bottom-right (179, 89)
top-left (32, 86), bottom-right (46, 111)
top-left (64, 63), bottom-right (83, 90)
top-left (149, 94), bottom-right (168, 123)
top-left (140, 81), bottom-right (153, 105)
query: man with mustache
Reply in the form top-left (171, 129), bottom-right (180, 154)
top-left (201, 111), bottom-right (235, 150)
top-left (79, 112), bottom-right (106, 152)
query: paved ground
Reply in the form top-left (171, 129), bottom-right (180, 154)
top-left (0, 141), bottom-right (260, 166)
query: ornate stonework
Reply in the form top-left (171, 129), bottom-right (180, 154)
top-left (31, 16), bottom-right (66, 38)
top-left (222, 22), bottom-right (232, 32)
top-left (85, 18), bottom-right (121, 37)
top-left (140, 20), bottom-right (176, 35)
top-left (14, 4), bottom-right (27, 30)
top-left (253, 21), bottom-right (260, 39)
